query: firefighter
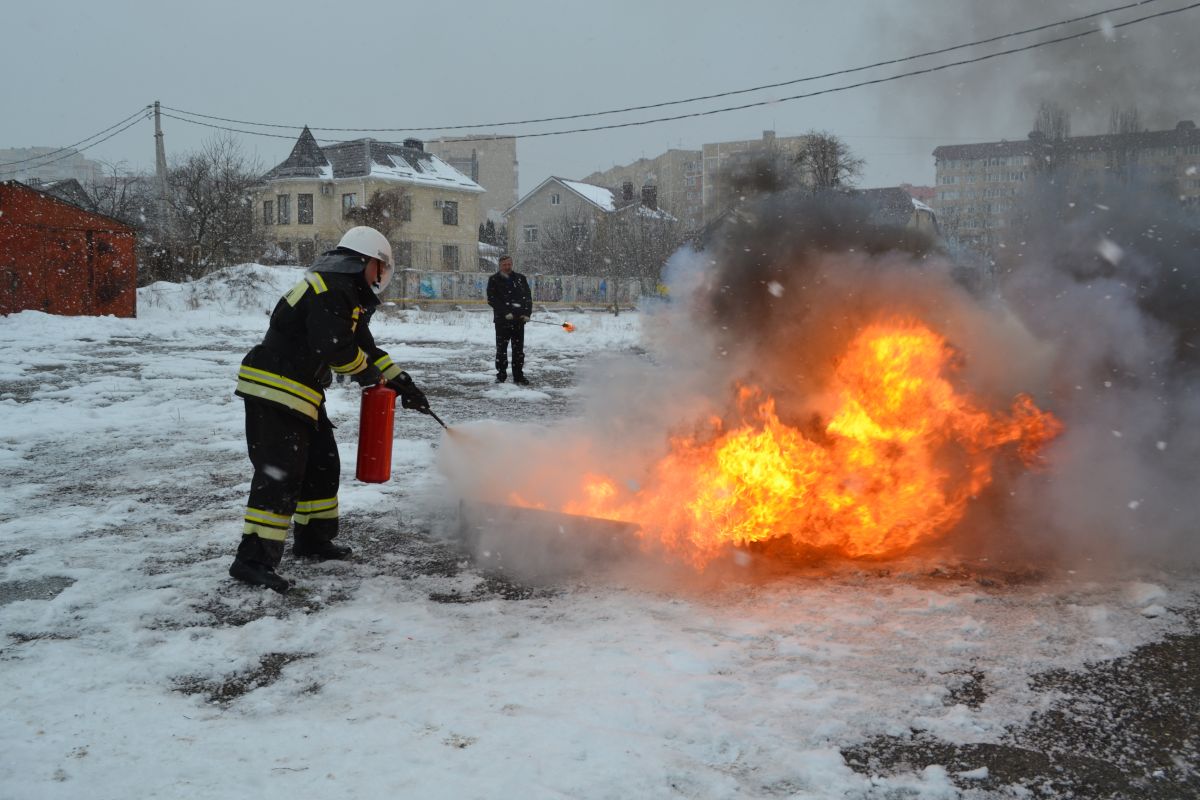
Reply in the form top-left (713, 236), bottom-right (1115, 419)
top-left (229, 226), bottom-right (430, 593)
top-left (486, 253), bottom-right (533, 384)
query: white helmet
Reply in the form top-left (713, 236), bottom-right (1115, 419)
top-left (337, 226), bottom-right (393, 270)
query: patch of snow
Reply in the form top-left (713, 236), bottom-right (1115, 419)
top-left (1124, 581), bottom-right (1167, 607)
top-left (0, 265), bottom-right (1194, 799)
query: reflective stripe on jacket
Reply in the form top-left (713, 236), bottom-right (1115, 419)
top-left (235, 254), bottom-right (402, 424)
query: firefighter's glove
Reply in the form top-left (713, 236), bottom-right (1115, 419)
top-left (389, 371), bottom-right (429, 412)
top-left (504, 313), bottom-right (514, 321)
top-left (350, 363), bottom-right (383, 388)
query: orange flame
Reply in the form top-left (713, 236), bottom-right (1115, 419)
top-left (563, 322), bottom-right (576, 333)
top-left (518, 318), bottom-right (1062, 566)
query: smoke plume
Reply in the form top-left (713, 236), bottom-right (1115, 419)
top-left (873, 1), bottom-right (1200, 143)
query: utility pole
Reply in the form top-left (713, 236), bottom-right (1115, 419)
top-left (154, 100), bottom-right (169, 237)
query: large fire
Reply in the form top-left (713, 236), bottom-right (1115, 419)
top-left (513, 318), bottom-right (1062, 566)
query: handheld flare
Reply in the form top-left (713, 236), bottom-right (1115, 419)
top-left (528, 319), bottom-right (575, 333)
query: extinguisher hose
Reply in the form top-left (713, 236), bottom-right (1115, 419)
top-left (424, 408), bottom-right (449, 430)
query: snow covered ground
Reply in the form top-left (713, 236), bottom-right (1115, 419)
top-left (0, 265), bottom-right (1196, 799)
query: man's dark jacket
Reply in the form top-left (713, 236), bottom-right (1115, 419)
top-left (486, 270), bottom-right (533, 323)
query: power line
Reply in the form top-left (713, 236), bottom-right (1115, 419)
top-left (500, 2), bottom-right (1200, 141)
top-left (157, 112), bottom-right (321, 142)
top-left (161, 0), bottom-right (1162, 135)
top-left (0, 113), bottom-right (151, 177)
top-left (158, 2), bottom-right (1200, 145)
top-left (0, 107), bottom-right (151, 171)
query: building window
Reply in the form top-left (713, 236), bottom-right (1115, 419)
top-left (442, 244), bottom-right (460, 270)
top-left (278, 241), bottom-right (293, 260)
top-left (400, 195), bottom-right (412, 222)
top-left (342, 193), bottom-right (357, 217)
top-left (263, 200), bottom-right (274, 225)
top-left (298, 194), bottom-right (313, 225)
top-left (550, 193), bottom-right (561, 205)
top-left (298, 241), bottom-right (315, 263)
top-left (396, 241), bottom-right (412, 266)
top-left (277, 194), bottom-right (291, 225)
top-left (523, 224), bottom-right (539, 243)
top-left (442, 200), bottom-right (458, 226)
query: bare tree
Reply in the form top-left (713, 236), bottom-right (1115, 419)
top-left (1107, 105), bottom-right (1144, 185)
top-left (1034, 100), bottom-right (1072, 141)
top-left (343, 187), bottom-right (409, 240)
top-left (165, 134), bottom-right (265, 278)
top-left (597, 203), bottom-right (683, 313)
top-left (794, 130), bottom-right (864, 191)
top-left (86, 161), bottom-right (152, 227)
top-left (1029, 101), bottom-right (1073, 177)
top-left (535, 208), bottom-right (599, 275)
top-left (1108, 105), bottom-right (1142, 137)
top-left (530, 202), bottom-right (683, 311)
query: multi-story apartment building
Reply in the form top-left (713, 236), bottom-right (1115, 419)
top-left (425, 134), bottom-right (517, 225)
top-left (0, 148), bottom-right (105, 187)
top-left (579, 131), bottom-right (814, 232)
top-left (255, 127), bottom-right (484, 269)
top-left (701, 130), bottom-right (809, 225)
top-left (933, 120), bottom-right (1200, 253)
top-left (583, 149), bottom-right (703, 232)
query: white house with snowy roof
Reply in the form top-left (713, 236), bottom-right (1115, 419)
top-left (504, 176), bottom-right (675, 271)
top-left (255, 127), bottom-right (485, 270)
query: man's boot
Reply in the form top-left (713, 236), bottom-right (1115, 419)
top-left (229, 557), bottom-right (291, 594)
top-left (496, 371), bottom-right (507, 383)
top-left (293, 538), bottom-right (353, 561)
top-left (513, 372), bottom-right (529, 385)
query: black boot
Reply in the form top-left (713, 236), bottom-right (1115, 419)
top-left (293, 539), bottom-right (353, 561)
top-left (513, 373), bottom-right (529, 385)
top-left (229, 557), bottom-right (291, 594)
top-left (496, 372), bottom-right (507, 383)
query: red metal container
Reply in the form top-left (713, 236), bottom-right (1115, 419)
top-left (0, 181), bottom-right (138, 317)
top-left (356, 385), bottom-right (397, 483)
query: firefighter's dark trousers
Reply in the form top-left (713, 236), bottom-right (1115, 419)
top-left (494, 319), bottom-right (526, 379)
top-left (236, 400), bottom-right (340, 568)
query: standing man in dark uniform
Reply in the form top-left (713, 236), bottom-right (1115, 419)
top-left (229, 226), bottom-right (431, 593)
top-left (486, 254), bottom-right (533, 384)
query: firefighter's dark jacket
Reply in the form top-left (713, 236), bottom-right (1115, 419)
top-left (235, 252), bottom-right (403, 425)
top-left (487, 270), bottom-right (533, 323)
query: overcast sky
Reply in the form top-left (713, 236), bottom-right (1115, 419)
top-left (3, 0), bottom-right (1197, 194)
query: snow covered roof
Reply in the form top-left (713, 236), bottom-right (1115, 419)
top-left (627, 204), bottom-right (677, 222)
top-left (558, 178), bottom-right (616, 211)
top-left (506, 176), bottom-right (625, 217)
top-left (263, 131), bottom-right (483, 193)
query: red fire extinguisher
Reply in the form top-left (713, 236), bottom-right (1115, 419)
top-left (356, 385), bottom-right (397, 483)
